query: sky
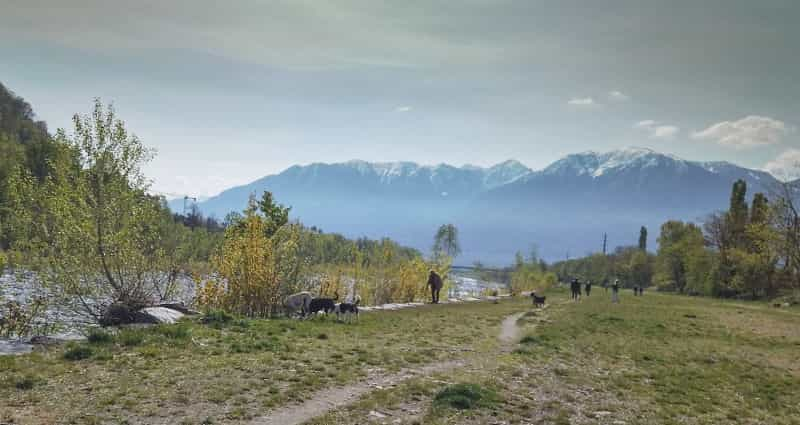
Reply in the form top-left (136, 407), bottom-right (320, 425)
top-left (1, 0), bottom-right (798, 197)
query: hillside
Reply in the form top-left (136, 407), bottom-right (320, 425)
top-left (0, 82), bottom-right (59, 248)
top-left (186, 148), bottom-right (783, 264)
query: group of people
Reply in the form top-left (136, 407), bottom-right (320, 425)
top-left (570, 277), bottom-right (634, 304)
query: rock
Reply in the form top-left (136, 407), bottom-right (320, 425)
top-left (369, 410), bottom-right (388, 419)
top-left (99, 303), bottom-right (159, 327)
top-left (140, 307), bottom-right (185, 324)
top-left (28, 335), bottom-right (61, 346)
top-left (0, 339), bottom-right (33, 355)
top-left (157, 303), bottom-right (200, 315)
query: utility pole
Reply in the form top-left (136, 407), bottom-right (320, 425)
top-left (183, 196), bottom-right (198, 231)
top-left (602, 233), bottom-right (608, 255)
top-left (182, 196), bottom-right (197, 215)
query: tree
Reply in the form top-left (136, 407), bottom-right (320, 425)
top-left (257, 191), bottom-right (291, 237)
top-left (727, 179), bottom-right (749, 248)
top-left (433, 224), bottom-right (461, 260)
top-left (770, 182), bottom-right (800, 290)
top-left (13, 100), bottom-right (176, 321)
top-left (638, 226), bottom-right (648, 251)
top-left (199, 196), bottom-right (301, 317)
top-left (750, 193), bottom-right (769, 225)
top-left (655, 221), bottom-right (703, 293)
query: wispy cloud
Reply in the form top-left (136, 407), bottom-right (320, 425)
top-left (394, 106), bottom-right (412, 112)
top-left (608, 91), bottom-right (630, 102)
top-left (691, 115), bottom-right (793, 149)
top-left (764, 149), bottom-right (800, 181)
top-left (567, 97), bottom-right (597, 106)
top-left (634, 120), bottom-right (680, 139)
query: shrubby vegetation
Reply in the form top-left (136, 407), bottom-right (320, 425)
top-left (508, 250), bottom-right (557, 294)
top-left (196, 194), bottom-right (453, 315)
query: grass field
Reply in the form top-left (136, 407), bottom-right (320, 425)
top-left (2, 291), bottom-right (799, 424)
top-left (312, 290), bottom-right (800, 425)
top-left (0, 301), bottom-right (523, 424)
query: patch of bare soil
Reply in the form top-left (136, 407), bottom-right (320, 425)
top-left (251, 360), bottom-right (465, 425)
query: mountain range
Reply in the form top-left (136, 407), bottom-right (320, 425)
top-left (174, 147), bottom-right (792, 265)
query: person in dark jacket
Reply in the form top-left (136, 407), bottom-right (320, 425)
top-left (570, 278), bottom-right (581, 300)
top-left (427, 270), bottom-right (443, 304)
top-left (585, 280), bottom-right (592, 297)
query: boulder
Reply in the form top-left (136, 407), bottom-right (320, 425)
top-left (139, 307), bottom-right (184, 324)
top-left (156, 303), bottom-right (200, 315)
top-left (99, 303), bottom-right (159, 327)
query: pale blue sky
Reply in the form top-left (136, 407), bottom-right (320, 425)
top-left (1, 0), bottom-right (798, 197)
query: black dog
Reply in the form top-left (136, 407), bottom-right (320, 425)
top-left (308, 292), bottom-right (339, 316)
top-left (335, 296), bottom-right (360, 323)
top-left (530, 292), bottom-right (546, 308)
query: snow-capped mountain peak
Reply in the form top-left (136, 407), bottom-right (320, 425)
top-left (541, 147), bottom-right (688, 178)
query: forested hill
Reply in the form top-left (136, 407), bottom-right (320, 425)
top-left (0, 82), bottom-right (58, 180)
top-left (0, 83), bottom-right (64, 249)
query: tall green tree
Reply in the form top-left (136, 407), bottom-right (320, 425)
top-left (13, 100), bottom-right (177, 321)
top-left (727, 179), bottom-right (749, 248)
top-left (750, 193), bottom-right (769, 225)
top-left (655, 221), bottom-right (704, 293)
top-left (638, 226), bottom-right (648, 251)
top-left (257, 191), bottom-right (291, 237)
top-left (433, 223), bottom-right (461, 260)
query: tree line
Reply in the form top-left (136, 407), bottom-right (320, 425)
top-left (552, 180), bottom-right (800, 300)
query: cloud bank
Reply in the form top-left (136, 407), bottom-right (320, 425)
top-left (634, 120), bottom-right (680, 139)
top-left (692, 115), bottom-right (792, 149)
top-left (568, 97), bottom-right (597, 106)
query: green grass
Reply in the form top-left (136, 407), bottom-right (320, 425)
top-left (4, 293), bottom-right (799, 424)
top-left (433, 383), bottom-right (500, 410)
top-left (311, 290), bottom-right (800, 425)
top-left (0, 300), bottom-right (526, 424)
top-left (62, 343), bottom-right (93, 361)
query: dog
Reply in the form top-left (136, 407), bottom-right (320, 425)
top-left (308, 292), bottom-right (339, 317)
top-left (530, 292), bottom-right (546, 308)
top-left (335, 295), bottom-right (360, 323)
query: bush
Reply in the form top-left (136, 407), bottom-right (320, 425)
top-left (7, 374), bottom-right (43, 390)
top-left (433, 383), bottom-right (500, 410)
top-left (153, 323), bottom-right (192, 339)
top-left (63, 343), bottom-right (93, 361)
top-left (201, 309), bottom-right (234, 327)
top-left (87, 328), bottom-right (113, 344)
top-left (117, 329), bottom-right (145, 347)
top-left (229, 337), bottom-right (281, 353)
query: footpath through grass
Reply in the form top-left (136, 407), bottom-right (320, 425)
top-left (0, 300), bottom-right (526, 424)
top-left (313, 290), bottom-right (800, 425)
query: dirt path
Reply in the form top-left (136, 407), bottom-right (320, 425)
top-left (250, 311), bottom-right (526, 425)
top-left (250, 360), bottom-right (465, 425)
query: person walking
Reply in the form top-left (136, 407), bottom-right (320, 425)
top-left (611, 279), bottom-right (620, 304)
top-left (427, 270), bottom-right (443, 304)
top-left (584, 280), bottom-right (592, 297)
top-left (571, 278), bottom-right (581, 300)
